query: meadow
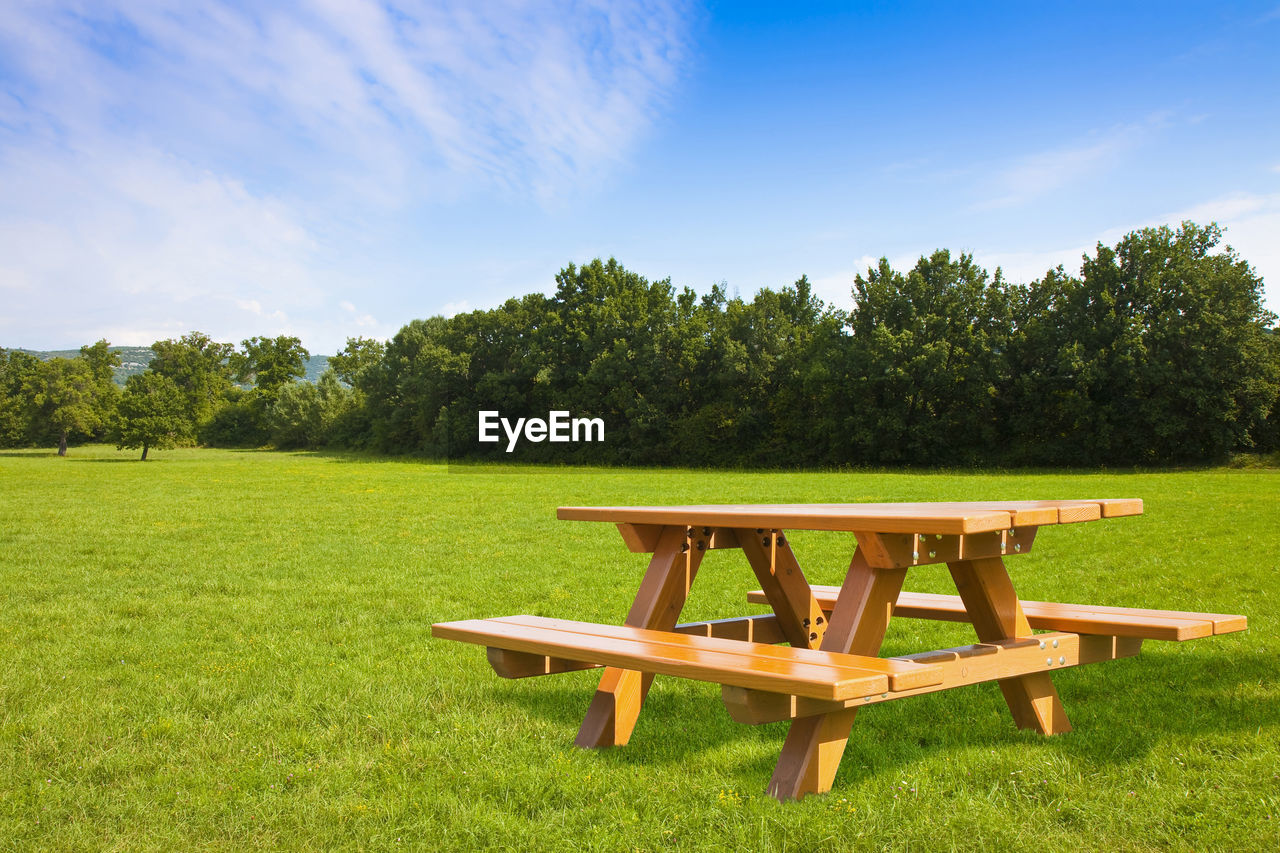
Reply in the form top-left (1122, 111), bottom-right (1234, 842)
top-left (1, 447), bottom-right (1277, 851)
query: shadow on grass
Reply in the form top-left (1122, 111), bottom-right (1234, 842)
top-left (0, 450), bottom-right (60, 458)
top-left (476, 644), bottom-right (1274, 790)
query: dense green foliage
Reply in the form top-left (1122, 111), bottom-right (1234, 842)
top-left (111, 372), bottom-right (188, 460)
top-left (1, 448), bottom-right (1276, 849)
top-left (2, 222), bottom-right (1277, 464)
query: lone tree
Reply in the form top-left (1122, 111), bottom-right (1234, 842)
top-left (113, 372), bottom-right (186, 460)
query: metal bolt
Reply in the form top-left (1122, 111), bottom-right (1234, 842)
top-left (1039, 641), bottom-right (1046, 650)
top-left (703, 527), bottom-right (711, 536)
top-left (1059, 656), bottom-right (1066, 665)
top-left (810, 632), bottom-right (818, 641)
top-left (777, 536), bottom-right (785, 545)
top-left (815, 616), bottom-right (824, 625)
top-left (1014, 544), bottom-right (1021, 552)
top-left (882, 693), bottom-right (888, 699)
top-left (929, 550), bottom-right (937, 558)
top-left (912, 551), bottom-right (919, 560)
top-left (935, 534), bottom-right (943, 540)
top-left (1009, 528), bottom-right (1015, 535)
top-left (1046, 657), bottom-right (1053, 666)
top-left (762, 537), bottom-right (770, 547)
top-left (1052, 639), bottom-right (1059, 648)
top-left (802, 617), bottom-right (811, 628)
top-left (680, 543), bottom-right (689, 553)
top-left (696, 541), bottom-right (705, 551)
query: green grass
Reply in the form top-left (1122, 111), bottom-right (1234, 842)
top-left (2, 447), bottom-right (1278, 851)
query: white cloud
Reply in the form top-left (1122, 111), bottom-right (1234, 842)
top-left (0, 0), bottom-right (693, 351)
top-left (974, 119), bottom-right (1157, 211)
top-left (0, 0), bottom-right (692, 203)
top-left (971, 192), bottom-right (1280, 315)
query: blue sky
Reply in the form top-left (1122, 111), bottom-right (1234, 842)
top-left (2, 1), bottom-right (1278, 353)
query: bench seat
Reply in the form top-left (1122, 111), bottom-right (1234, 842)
top-left (431, 615), bottom-right (944, 701)
top-left (746, 587), bottom-right (1247, 641)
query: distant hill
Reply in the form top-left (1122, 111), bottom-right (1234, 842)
top-left (10, 346), bottom-right (331, 386)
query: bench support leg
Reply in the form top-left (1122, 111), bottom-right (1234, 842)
top-left (948, 557), bottom-right (1071, 734)
top-left (738, 528), bottom-right (828, 649)
top-left (575, 525), bottom-right (705, 748)
top-left (767, 551), bottom-right (906, 801)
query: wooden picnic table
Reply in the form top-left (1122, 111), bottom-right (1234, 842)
top-left (432, 499), bottom-right (1246, 801)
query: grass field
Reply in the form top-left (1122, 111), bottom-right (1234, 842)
top-left (2, 447), bottom-right (1277, 851)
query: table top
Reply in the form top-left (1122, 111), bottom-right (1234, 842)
top-left (557, 499), bottom-right (1143, 535)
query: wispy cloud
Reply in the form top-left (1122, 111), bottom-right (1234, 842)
top-left (0, 1), bottom-right (693, 349)
top-left (974, 118), bottom-right (1160, 211)
top-left (971, 192), bottom-right (1280, 315)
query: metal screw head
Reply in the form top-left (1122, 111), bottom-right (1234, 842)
top-left (1009, 528), bottom-right (1016, 535)
top-left (1046, 657), bottom-right (1053, 666)
top-left (1059, 656), bottom-right (1066, 665)
top-left (912, 551), bottom-right (920, 560)
top-left (1052, 639), bottom-right (1059, 648)
top-left (1039, 641), bottom-right (1046, 650)
top-left (1014, 543), bottom-right (1021, 552)
top-left (929, 550), bottom-right (937, 558)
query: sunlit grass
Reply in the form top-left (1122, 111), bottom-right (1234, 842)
top-left (2, 446), bottom-right (1277, 850)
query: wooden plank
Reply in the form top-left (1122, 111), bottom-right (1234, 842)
top-left (616, 523), bottom-right (662, 553)
top-left (617, 524), bottom-right (740, 553)
top-left (752, 587), bottom-right (1240, 640)
top-left (851, 528), bottom-right (1038, 569)
top-left (558, 500), bottom-right (1143, 535)
top-left (574, 525), bottom-right (704, 748)
top-left (948, 557), bottom-right (1071, 735)
top-left (432, 617), bottom-right (893, 701)
top-left (674, 614), bottom-right (788, 644)
top-left (765, 551), bottom-right (908, 801)
top-left (486, 647), bottom-right (598, 678)
top-left (737, 528), bottom-right (828, 649)
top-left (560, 504), bottom-right (1017, 535)
top-left (723, 632), bottom-right (1145, 724)
top-left (494, 616), bottom-right (942, 691)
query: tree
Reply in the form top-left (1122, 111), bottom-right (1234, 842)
top-left (844, 251), bottom-right (1008, 464)
top-left (268, 371), bottom-right (353, 449)
top-left (1005, 222), bottom-right (1279, 464)
top-left (32, 357), bottom-right (102, 455)
top-left (329, 337), bottom-right (386, 386)
top-left (113, 372), bottom-right (186, 460)
top-left (0, 348), bottom-right (42, 446)
top-left (149, 332), bottom-right (235, 437)
top-left (79, 339), bottom-right (121, 440)
top-left (233, 336), bottom-right (309, 398)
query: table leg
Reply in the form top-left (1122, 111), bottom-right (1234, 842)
top-left (575, 525), bottom-right (706, 748)
top-left (767, 551), bottom-right (907, 800)
top-left (947, 557), bottom-right (1071, 734)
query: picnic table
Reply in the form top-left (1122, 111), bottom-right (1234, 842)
top-left (432, 500), bottom-right (1247, 801)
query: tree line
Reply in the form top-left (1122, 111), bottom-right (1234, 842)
top-left (3, 222), bottom-right (1277, 465)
